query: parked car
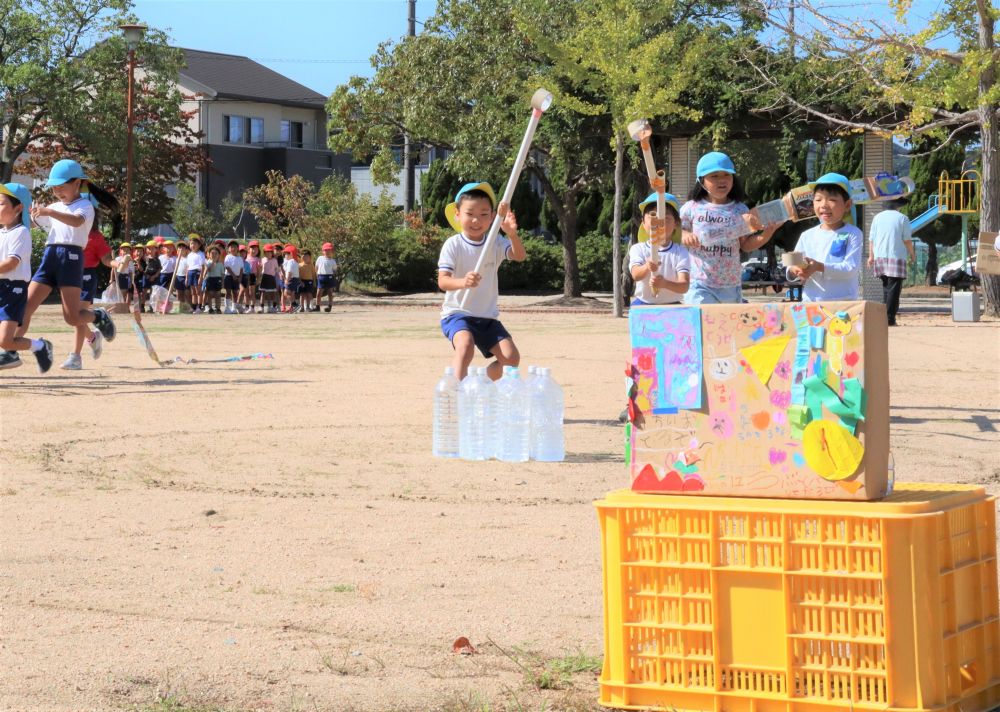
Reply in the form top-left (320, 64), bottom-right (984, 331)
top-left (741, 257), bottom-right (771, 283)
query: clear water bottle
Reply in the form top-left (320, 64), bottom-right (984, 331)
top-left (432, 367), bottom-right (460, 458)
top-left (531, 367), bottom-right (565, 461)
top-left (496, 367), bottom-right (530, 462)
top-left (488, 366), bottom-right (513, 459)
top-left (459, 367), bottom-right (493, 460)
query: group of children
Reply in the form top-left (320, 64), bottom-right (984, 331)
top-left (435, 153), bottom-right (866, 381)
top-left (111, 237), bottom-right (340, 314)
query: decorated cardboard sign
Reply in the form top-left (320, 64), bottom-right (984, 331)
top-left (976, 231), bottom-right (1000, 276)
top-left (626, 302), bottom-right (890, 500)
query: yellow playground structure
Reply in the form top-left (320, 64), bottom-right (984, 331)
top-left (913, 170), bottom-right (981, 270)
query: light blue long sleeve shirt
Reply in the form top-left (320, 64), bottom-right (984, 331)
top-left (788, 223), bottom-right (863, 301)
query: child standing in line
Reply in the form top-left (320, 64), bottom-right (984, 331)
top-left (222, 240), bottom-right (244, 313)
top-left (298, 248), bottom-right (316, 312)
top-left (63, 225), bottom-right (114, 370)
top-left (437, 182), bottom-right (525, 381)
top-left (158, 240), bottom-right (177, 291)
top-left (202, 244), bottom-right (225, 313)
top-left (315, 242), bottom-right (338, 312)
top-left (174, 240), bottom-right (190, 313)
top-left (0, 183), bottom-right (53, 373)
top-left (680, 152), bottom-right (782, 304)
top-left (784, 173), bottom-right (863, 302)
top-left (281, 245), bottom-right (300, 313)
top-left (244, 241), bottom-right (261, 313)
top-left (628, 192), bottom-right (691, 306)
top-left (186, 235), bottom-right (206, 313)
top-left (140, 240), bottom-right (161, 312)
top-left (259, 244), bottom-right (280, 312)
top-left (236, 245), bottom-right (250, 312)
top-left (114, 242), bottom-right (134, 310)
top-left (3, 160), bottom-right (117, 370)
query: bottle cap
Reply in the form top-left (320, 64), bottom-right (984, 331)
top-left (445, 367), bottom-right (454, 375)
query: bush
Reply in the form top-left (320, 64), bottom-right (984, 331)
top-left (498, 236), bottom-right (563, 291)
top-left (576, 231), bottom-right (614, 292)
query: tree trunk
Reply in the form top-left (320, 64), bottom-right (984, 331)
top-left (561, 204), bottom-right (582, 298)
top-left (925, 241), bottom-right (938, 286)
top-left (976, 0), bottom-right (1000, 315)
top-left (612, 133), bottom-right (625, 317)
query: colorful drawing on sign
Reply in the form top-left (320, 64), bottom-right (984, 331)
top-left (629, 306), bottom-right (703, 410)
top-left (628, 301), bottom-right (879, 499)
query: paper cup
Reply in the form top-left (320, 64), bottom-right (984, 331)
top-left (782, 252), bottom-right (805, 267)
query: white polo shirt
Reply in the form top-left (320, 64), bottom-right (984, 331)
top-left (0, 225), bottom-right (32, 282)
top-left (629, 241), bottom-right (691, 304)
top-left (33, 198), bottom-right (94, 248)
top-left (438, 232), bottom-right (512, 319)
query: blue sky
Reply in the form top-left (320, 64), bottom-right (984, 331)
top-left (133, 0), bottom-right (435, 97)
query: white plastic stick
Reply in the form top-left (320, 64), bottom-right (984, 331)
top-left (457, 89), bottom-right (553, 310)
top-left (628, 119), bottom-right (667, 296)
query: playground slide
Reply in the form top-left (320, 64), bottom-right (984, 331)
top-left (911, 203), bottom-right (943, 233)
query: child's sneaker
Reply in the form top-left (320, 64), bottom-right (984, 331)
top-left (324, 306), bottom-right (332, 312)
top-left (89, 330), bottom-right (103, 360)
top-left (34, 340), bottom-right (54, 374)
top-left (0, 350), bottom-right (22, 370)
top-left (60, 352), bottom-right (82, 370)
top-left (93, 308), bottom-right (116, 342)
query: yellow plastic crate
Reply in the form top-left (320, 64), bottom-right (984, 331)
top-left (595, 483), bottom-right (1000, 712)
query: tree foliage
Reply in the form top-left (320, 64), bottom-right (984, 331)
top-left (243, 170), bottom-right (315, 244)
top-left (171, 182), bottom-right (224, 239)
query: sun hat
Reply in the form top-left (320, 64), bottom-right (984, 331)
top-left (263, 243), bottom-right (274, 252)
top-left (163, 239), bottom-right (174, 246)
top-left (321, 242), bottom-right (334, 251)
top-left (696, 152), bottom-right (736, 178)
top-left (176, 240), bottom-right (188, 248)
top-left (119, 242), bottom-right (132, 249)
top-left (248, 240), bottom-right (259, 247)
top-left (145, 240), bottom-right (157, 247)
top-left (45, 159), bottom-right (87, 187)
top-left (0, 182), bottom-right (32, 228)
top-left (809, 172), bottom-right (852, 196)
top-left (638, 192), bottom-right (681, 244)
top-left (282, 244), bottom-right (296, 253)
top-left (445, 182), bottom-right (497, 233)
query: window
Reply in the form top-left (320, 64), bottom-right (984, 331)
top-left (281, 120), bottom-right (304, 148)
top-left (250, 117), bottom-right (265, 144)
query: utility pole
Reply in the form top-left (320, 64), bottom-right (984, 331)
top-left (402, 0), bottom-right (416, 214)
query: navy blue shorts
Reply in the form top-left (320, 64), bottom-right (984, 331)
top-left (240, 273), bottom-right (249, 288)
top-left (187, 270), bottom-right (202, 288)
top-left (317, 274), bottom-right (336, 290)
top-left (158, 273), bottom-right (173, 288)
top-left (117, 273), bottom-right (132, 291)
top-left (285, 278), bottom-right (300, 292)
top-left (248, 273), bottom-right (257, 287)
top-left (0, 280), bottom-right (29, 325)
top-left (33, 245), bottom-right (84, 289)
top-left (175, 274), bottom-right (187, 290)
top-left (223, 274), bottom-right (240, 291)
top-left (260, 274), bottom-right (277, 291)
top-left (297, 279), bottom-right (315, 295)
top-left (80, 268), bottom-right (100, 303)
top-left (441, 314), bottom-right (512, 358)
top-left (205, 276), bottom-right (222, 292)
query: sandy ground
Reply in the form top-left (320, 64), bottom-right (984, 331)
top-left (1, 302), bottom-right (998, 712)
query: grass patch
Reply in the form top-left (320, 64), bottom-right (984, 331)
top-left (324, 583), bottom-right (355, 593)
top-left (488, 638), bottom-right (602, 692)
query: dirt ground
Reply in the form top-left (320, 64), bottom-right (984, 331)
top-left (1, 302), bottom-right (998, 712)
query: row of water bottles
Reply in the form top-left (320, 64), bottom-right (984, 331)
top-left (433, 365), bottom-right (564, 462)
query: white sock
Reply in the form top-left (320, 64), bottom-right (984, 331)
top-left (30, 339), bottom-right (44, 352)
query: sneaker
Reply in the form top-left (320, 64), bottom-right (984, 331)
top-left (93, 308), bottom-right (116, 342)
top-left (0, 350), bottom-right (22, 370)
top-left (324, 306), bottom-right (332, 313)
top-left (88, 330), bottom-right (103, 360)
top-left (34, 340), bottom-right (54, 374)
top-left (60, 352), bottom-right (82, 370)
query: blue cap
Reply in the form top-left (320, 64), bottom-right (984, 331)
top-left (809, 172), bottom-right (852, 196)
top-left (444, 182), bottom-right (497, 233)
top-left (46, 159), bottom-right (87, 187)
top-left (0, 182), bottom-right (32, 229)
top-left (696, 152), bottom-right (736, 178)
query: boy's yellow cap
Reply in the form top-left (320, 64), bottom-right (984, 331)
top-left (637, 191), bottom-right (681, 244)
top-left (445, 182), bottom-right (497, 233)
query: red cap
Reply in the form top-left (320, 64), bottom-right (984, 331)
top-left (282, 245), bottom-right (296, 253)
top-left (248, 240), bottom-right (260, 247)
top-left (322, 242), bottom-right (334, 251)
top-left (263, 243), bottom-right (274, 252)
top-left (154, 236), bottom-right (165, 244)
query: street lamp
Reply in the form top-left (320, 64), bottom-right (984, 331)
top-left (120, 23), bottom-right (146, 242)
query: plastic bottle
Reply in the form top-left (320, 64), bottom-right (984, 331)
top-left (496, 367), bottom-right (530, 462)
top-left (459, 367), bottom-right (493, 460)
top-left (432, 367), bottom-right (460, 458)
top-left (531, 367), bottom-right (565, 461)
top-left (488, 366), bottom-right (513, 459)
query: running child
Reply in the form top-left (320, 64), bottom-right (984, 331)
top-left (0, 183), bottom-right (54, 373)
top-left (680, 152), bottom-right (782, 304)
top-left (437, 182), bottom-right (525, 381)
top-left (628, 192), bottom-right (690, 306)
top-left (281, 245), bottom-right (300, 313)
top-left (5, 160), bottom-right (117, 369)
top-left (63, 225), bottom-right (114, 370)
top-left (223, 240), bottom-right (243, 313)
top-left (259, 244), bottom-right (280, 312)
top-left (186, 235), bottom-right (206, 313)
top-left (202, 244), bottom-right (225, 313)
top-left (315, 242), bottom-right (338, 312)
top-left (784, 173), bottom-right (863, 302)
top-left (298, 248), bottom-right (316, 312)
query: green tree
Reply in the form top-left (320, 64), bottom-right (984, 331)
top-left (171, 182), bottom-right (223, 239)
top-left (243, 170), bottom-right (316, 245)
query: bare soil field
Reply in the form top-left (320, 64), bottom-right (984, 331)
top-left (1, 302), bottom-right (997, 712)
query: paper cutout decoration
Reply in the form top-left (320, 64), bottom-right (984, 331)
top-left (629, 306), bottom-right (703, 410)
top-left (788, 405), bottom-right (811, 439)
top-left (802, 420), bottom-right (864, 481)
top-left (803, 375), bottom-right (866, 432)
top-left (739, 335), bottom-right (792, 386)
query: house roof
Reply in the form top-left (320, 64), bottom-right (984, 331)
top-left (178, 48), bottom-right (327, 110)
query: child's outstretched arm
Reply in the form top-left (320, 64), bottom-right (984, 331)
top-left (740, 222), bottom-right (781, 252)
top-left (498, 202), bottom-right (526, 262)
top-left (30, 204), bottom-right (87, 228)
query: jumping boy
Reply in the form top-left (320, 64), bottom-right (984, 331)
top-left (784, 173), bottom-right (863, 301)
top-left (437, 182), bottom-right (525, 381)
